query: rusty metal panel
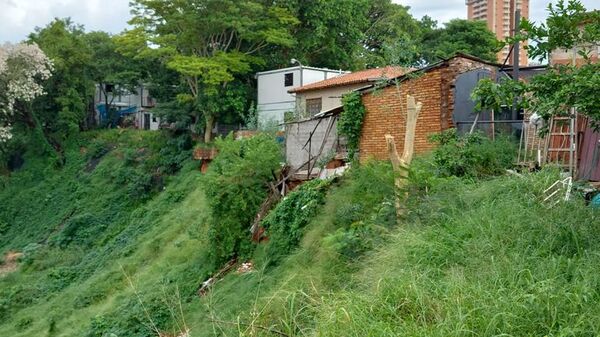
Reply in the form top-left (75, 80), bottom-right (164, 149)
top-left (579, 127), bottom-right (600, 181)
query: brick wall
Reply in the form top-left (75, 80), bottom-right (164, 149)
top-left (358, 56), bottom-right (495, 162)
top-left (360, 69), bottom-right (444, 161)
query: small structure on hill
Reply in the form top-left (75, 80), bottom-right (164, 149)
top-left (94, 83), bottom-right (160, 129)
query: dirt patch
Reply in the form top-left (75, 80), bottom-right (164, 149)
top-left (0, 251), bottom-right (23, 277)
top-left (85, 156), bottom-right (103, 172)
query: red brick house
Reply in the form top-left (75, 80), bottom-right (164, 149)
top-left (358, 54), bottom-right (500, 161)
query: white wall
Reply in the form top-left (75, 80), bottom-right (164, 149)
top-left (295, 83), bottom-right (367, 117)
top-left (136, 110), bottom-right (160, 131)
top-left (95, 85), bottom-right (151, 108)
top-left (257, 68), bottom-right (299, 126)
top-left (257, 67), bottom-right (346, 126)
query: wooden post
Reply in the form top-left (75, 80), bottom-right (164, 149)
top-left (385, 95), bottom-right (422, 220)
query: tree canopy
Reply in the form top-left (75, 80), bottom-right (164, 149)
top-left (0, 43), bottom-right (53, 146)
top-left (472, 0), bottom-right (600, 128)
top-left (420, 19), bottom-right (501, 64)
top-left (121, 0), bottom-right (299, 141)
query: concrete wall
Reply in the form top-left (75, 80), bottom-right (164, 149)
top-left (95, 85), bottom-right (152, 108)
top-left (257, 67), bottom-right (345, 126)
top-left (285, 116), bottom-right (343, 171)
top-left (135, 110), bottom-right (160, 130)
top-left (295, 83), bottom-right (367, 117)
top-left (551, 45), bottom-right (599, 66)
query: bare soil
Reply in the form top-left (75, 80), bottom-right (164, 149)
top-left (0, 251), bottom-right (23, 277)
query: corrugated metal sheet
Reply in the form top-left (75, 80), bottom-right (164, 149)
top-left (579, 126), bottom-right (600, 181)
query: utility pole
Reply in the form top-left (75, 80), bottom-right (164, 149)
top-left (512, 8), bottom-right (521, 121)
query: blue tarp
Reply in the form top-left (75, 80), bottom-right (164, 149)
top-left (97, 104), bottom-right (138, 124)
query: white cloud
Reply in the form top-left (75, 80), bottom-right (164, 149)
top-left (0, 0), bottom-right (130, 43)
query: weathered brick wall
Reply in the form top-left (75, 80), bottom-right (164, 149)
top-left (358, 56), bottom-right (496, 162)
top-left (359, 69), bottom-right (444, 161)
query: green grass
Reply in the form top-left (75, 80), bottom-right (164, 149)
top-left (1, 130), bottom-right (599, 337)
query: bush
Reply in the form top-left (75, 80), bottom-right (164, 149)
top-left (86, 139), bottom-right (111, 160)
top-left (56, 213), bottom-right (107, 248)
top-left (322, 162), bottom-right (397, 260)
top-left (262, 179), bottom-right (331, 265)
top-left (428, 129), bottom-right (516, 178)
top-left (203, 133), bottom-right (282, 267)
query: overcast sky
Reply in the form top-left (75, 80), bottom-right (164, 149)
top-left (0, 0), bottom-right (599, 43)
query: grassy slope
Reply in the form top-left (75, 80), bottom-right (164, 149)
top-left (1, 130), bottom-right (599, 337)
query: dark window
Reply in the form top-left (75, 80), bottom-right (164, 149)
top-left (306, 98), bottom-right (322, 116)
top-left (284, 73), bottom-right (294, 87)
top-left (152, 116), bottom-right (157, 123)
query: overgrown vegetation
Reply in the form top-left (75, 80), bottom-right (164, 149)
top-left (203, 134), bottom-right (282, 267)
top-left (338, 92), bottom-right (367, 159)
top-left (262, 179), bottom-right (332, 266)
top-left (1, 126), bottom-right (599, 337)
top-left (428, 129), bottom-right (517, 178)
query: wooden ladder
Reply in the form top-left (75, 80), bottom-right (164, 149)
top-left (544, 115), bottom-right (578, 174)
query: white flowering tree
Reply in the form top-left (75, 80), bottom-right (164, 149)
top-left (0, 43), bottom-right (53, 145)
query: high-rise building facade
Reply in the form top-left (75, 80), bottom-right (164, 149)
top-left (467, 0), bottom-right (529, 66)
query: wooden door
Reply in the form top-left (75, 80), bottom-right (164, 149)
top-left (143, 113), bottom-right (150, 130)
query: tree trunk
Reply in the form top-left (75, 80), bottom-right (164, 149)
top-left (385, 95), bottom-right (422, 220)
top-left (204, 115), bottom-right (215, 143)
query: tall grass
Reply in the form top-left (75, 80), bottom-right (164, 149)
top-left (1, 129), bottom-right (598, 337)
top-left (311, 170), bottom-right (600, 336)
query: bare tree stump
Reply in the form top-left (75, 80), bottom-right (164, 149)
top-left (385, 95), bottom-right (422, 220)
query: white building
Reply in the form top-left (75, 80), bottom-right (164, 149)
top-left (95, 84), bottom-right (160, 130)
top-left (256, 66), bottom-right (347, 126)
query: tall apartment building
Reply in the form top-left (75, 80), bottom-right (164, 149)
top-left (467, 0), bottom-right (529, 66)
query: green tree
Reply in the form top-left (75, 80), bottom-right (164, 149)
top-left (122, 0), bottom-right (298, 142)
top-left (267, 0), bottom-right (370, 70)
top-left (472, 1), bottom-right (600, 128)
top-left (28, 19), bottom-right (94, 147)
top-left (361, 0), bottom-right (422, 68)
top-left (420, 19), bottom-right (500, 64)
top-left (83, 31), bottom-right (142, 127)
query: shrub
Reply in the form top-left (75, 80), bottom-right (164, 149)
top-left (157, 133), bottom-right (193, 174)
top-left (56, 213), bottom-right (107, 248)
top-left (428, 129), bottom-right (516, 178)
top-left (262, 179), bottom-right (331, 265)
top-left (203, 133), bottom-right (282, 267)
top-left (323, 162), bottom-right (397, 260)
top-left (87, 139), bottom-right (111, 160)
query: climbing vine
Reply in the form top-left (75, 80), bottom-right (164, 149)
top-left (338, 91), bottom-right (366, 159)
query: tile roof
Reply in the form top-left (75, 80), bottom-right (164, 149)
top-left (288, 66), bottom-right (411, 93)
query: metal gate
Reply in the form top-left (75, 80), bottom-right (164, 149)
top-left (579, 126), bottom-right (600, 181)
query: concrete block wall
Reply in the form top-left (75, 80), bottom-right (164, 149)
top-left (285, 117), bottom-right (341, 171)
